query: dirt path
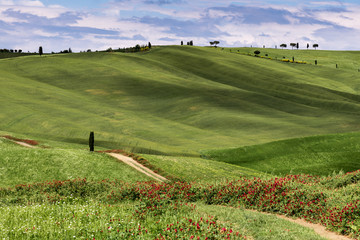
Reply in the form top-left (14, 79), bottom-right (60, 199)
top-left (247, 209), bottom-right (352, 240)
top-left (14, 141), bottom-right (38, 148)
top-left (107, 153), bottom-right (168, 182)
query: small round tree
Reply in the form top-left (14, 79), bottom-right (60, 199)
top-left (280, 43), bottom-right (287, 49)
top-left (254, 50), bottom-right (260, 56)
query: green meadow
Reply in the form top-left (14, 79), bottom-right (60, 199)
top-left (1, 46), bottom-right (360, 239)
top-left (1, 46), bottom-right (360, 156)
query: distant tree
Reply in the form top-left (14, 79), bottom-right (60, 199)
top-left (313, 44), bottom-right (319, 50)
top-left (290, 43), bottom-right (296, 49)
top-left (148, 42), bottom-right (152, 48)
top-left (69, 48), bottom-right (72, 53)
top-left (296, 43), bottom-right (299, 49)
top-left (254, 50), bottom-right (260, 56)
top-left (280, 43), bottom-right (287, 49)
top-left (87, 49), bottom-right (91, 52)
top-left (10, 49), bottom-right (14, 53)
top-left (214, 41), bottom-right (220, 47)
top-left (39, 46), bottom-right (43, 56)
top-left (18, 49), bottom-right (22, 53)
top-left (190, 40), bottom-right (193, 46)
top-left (181, 41), bottom-right (183, 45)
top-left (135, 44), bottom-right (141, 52)
top-left (106, 48), bottom-right (112, 52)
top-left (307, 43), bottom-right (309, 49)
top-left (187, 42), bottom-right (189, 45)
top-left (210, 41), bottom-right (214, 46)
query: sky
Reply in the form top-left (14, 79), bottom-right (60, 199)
top-left (0, 0), bottom-right (360, 52)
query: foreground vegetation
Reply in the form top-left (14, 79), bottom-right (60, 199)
top-left (1, 170), bottom-right (359, 239)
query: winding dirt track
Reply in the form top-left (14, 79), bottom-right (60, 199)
top-left (14, 141), bottom-right (38, 148)
top-left (106, 153), bottom-right (168, 182)
top-left (248, 210), bottom-right (352, 240)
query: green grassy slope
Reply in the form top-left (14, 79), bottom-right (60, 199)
top-left (0, 138), bottom-right (151, 187)
top-left (232, 47), bottom-right (360, 71)
top-left (206, 132), bottom-right (360, 176)
top-left (143, 154), bottom-right (265, 183)
top-left (1, 46), bottom-right (360, 156)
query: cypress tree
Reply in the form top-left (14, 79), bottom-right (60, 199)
top-left (39, 46), bottom-right (43, 56)
top-left (89, 132), bottom-right (94, 152)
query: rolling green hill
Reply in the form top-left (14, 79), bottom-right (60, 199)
top-left (1, 46), bottom-right (360, 157)
top-left (233, 47), bottom-right (360, 71)
top-left (2, 46), bottom-right (360, 239)
top-left (206, 132), bottom-right (360, 176)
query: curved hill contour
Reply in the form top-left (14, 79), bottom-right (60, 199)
top-left (1, 46), bottom-right (360, 155)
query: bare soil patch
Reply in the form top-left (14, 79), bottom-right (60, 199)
top-left (107, 153), bottom-right (168, 182)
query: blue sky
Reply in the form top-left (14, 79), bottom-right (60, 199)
top-left (0, 0), bottom-right (359, 52)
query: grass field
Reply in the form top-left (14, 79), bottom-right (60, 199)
top-left (2, 46), bottom-right (360, 239)
top-left (232, 47), bottom-right (360, 71)
top-left (1, 46), bottom-right (360, 156)
top-left (206, 131), bottom-right (360, 176)
top-left (0, 138), bottom-right (151, 187)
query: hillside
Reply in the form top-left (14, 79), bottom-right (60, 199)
top-left (206, 132), bottom-right (360, 176)
top-left (1, 46), bottom-right (360, 155)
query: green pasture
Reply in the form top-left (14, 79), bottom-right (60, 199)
top-left (0, 138), bottom-right (151, 187)
top-left (206, 132), bottom-right (360, 176)
top-left (143, 154), bottom-right (266, 183)
top-left (1, 46), bottom-right (360, 239)
top-left (229, 47), bottom-right (360, 71)
top-left (1, 46), bottom-right (360, 157)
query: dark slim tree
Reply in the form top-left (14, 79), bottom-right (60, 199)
top-left (307, 43), bottom-right (309, 49)
top-left (89, 132), bottom-right (94, 152)
top-left (148, 42), bottom-right (152, 48)
top-left (39, 46), bottom-right (43, 56)
top-left (69, 48), bottom-right (72, 53)
top-left (190, 40), bottom-right (193, 46)
top-left (181, 41), bottom-right (183, 45)
top-left (296, 43), bottom-right (299, 49)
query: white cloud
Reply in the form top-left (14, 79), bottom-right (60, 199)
top-left (0, 0), bottom-right (14, 5)
top-left (18, 0), bottom-right (44, 7)
top-left (1, 0), bottom-right (360, 51)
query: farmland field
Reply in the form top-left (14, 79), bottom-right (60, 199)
top-left (1, 46), bottom-right (360, 239)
